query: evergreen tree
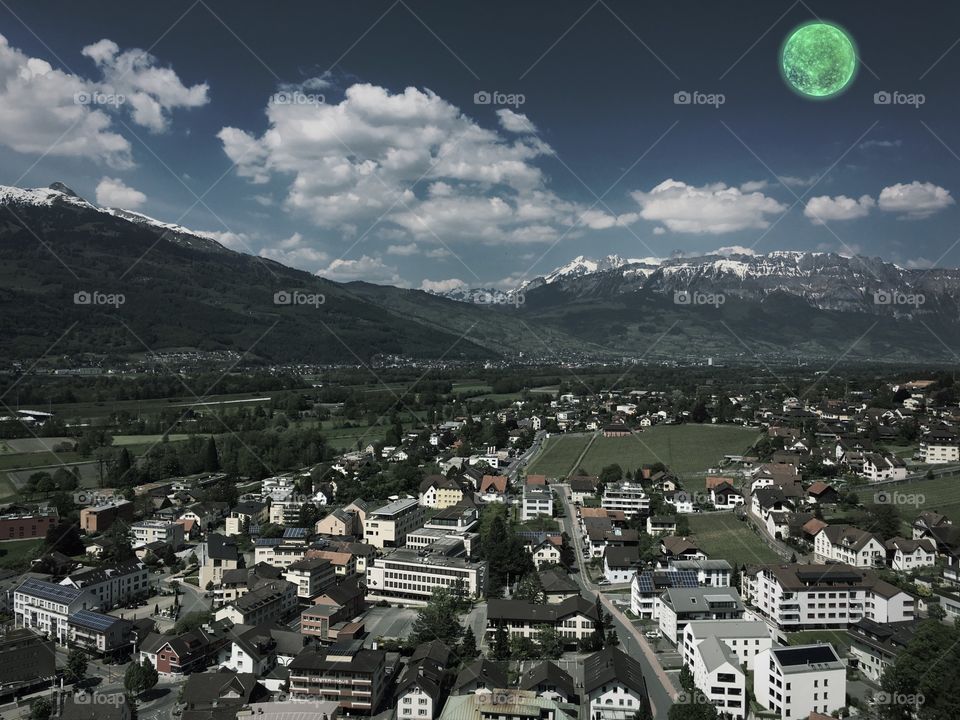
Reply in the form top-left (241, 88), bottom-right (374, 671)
top-left (492, 625), bottom-right (510, 660)
top-left (201, 437), bottom-right (219, 472)
top-left (459, 626), bottom-right (479, 661)
top-left (66, 648), bottom-right (88, 683)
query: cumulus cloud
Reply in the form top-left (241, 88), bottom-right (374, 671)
top-left (317, 255), bottom-right (406, 285)
top-left (95, 176), bottom-right (146, 209)
top-left (0, 34), bottom-right (131, 166)
top-left (878, 181), bottom-right (954, 219)
top-left (778, 174), bottom-right (819, 188)
top-left (803, 194), bottom-right (875, 224)
top-left (496, 108), bottom-right (536, 134)
top-left (420, 278), bottom-right (466, 293)
top-left (218, 82), bottom-right (628, 248)
top-left (194, 230), bottom-right (254, 252)
top-left (81, 39), bottom-right (209, 132)
top-left (630, 179), bottom-right (786, 234)
top-left (258, 232), bottom-right (329, 268)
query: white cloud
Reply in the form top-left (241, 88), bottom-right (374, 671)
top-left (803, 194), bottom-right (875, 224)
top-left (252, 194), bottom-right (273, 207)
top-left (258, 232), bottom-right (329, 268)
top-left (859, 139), bottom-right (901, 150)
top-left (95, 176), bottom-right (146, 209)
top-left (711, 245), bottom-right (757, 256)
top-left (195, 230), bottom-right (254, 252)
top-left (386, 242), bottom-right (419, 256)
top-left (630, 179), bottom-right (786, 234)
top-left (778, 174), bottom-right (819, 188)
top-left (739, 180), bottom-right (768, 192)
top-left (317, 255), bottom-right (406, 285)
top-left (218, 82), bottom-right (623, 247)
top-left (878, 181), bottom-right (954, 219)
top-left (0, 34), bottom-right (131, 166)
top-left (420, 278), bottom-right (466, 293)
top-left (496, 108), bottom-right (536, 134)
top-left (81, 39), bottom-right (209, 132)
top-left (425, 247), bottom-right (451, 258)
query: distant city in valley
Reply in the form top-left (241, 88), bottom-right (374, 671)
top-left (1, 2), bottom-right (959, 720)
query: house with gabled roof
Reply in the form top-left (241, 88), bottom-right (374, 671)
top-left (518, 661), bottom-right (576, 704)
top-left (583, 646), bottom-right (649, 720)
top-left (813, 525), bottom-right (885, 568)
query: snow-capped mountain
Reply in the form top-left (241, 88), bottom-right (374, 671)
top-left (0, 182), bottom-right (230, 254)
top-left (519, 254), bottom-right (660, 291)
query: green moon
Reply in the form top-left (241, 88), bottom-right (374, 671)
top-left (780, 22), bottom-right (857, 99)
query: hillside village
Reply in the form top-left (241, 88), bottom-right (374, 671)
top-left (0, 371), bottom-right (958, 720)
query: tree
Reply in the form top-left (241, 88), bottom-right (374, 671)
top-left (66, 648), bottom-right (88, 683)
top-left (535, 624), bottom-right (564, 659)
top-left (865, 503), bottom-right (901, 541)
top-left (514, 571), bottom-right (546, 604)
top-left (675, 515), bottom-right (690, 536)
top-left (880, 619), bottom-right (960, 720)
top-left (679, 665), bottom-right (695, 693)
top-left (410, 588), bottom-right (464, 646)
top-left (30, 697), bottom-right (52, 720)
top-left (45, 521), bottom-right (85, 556)
top-left (124, 659), bottom-right (158, 697)
top-left (492, 625), bottom-right (510, 661)
top-left (459, 626), bottom-right (479, 661)
top-left (667, 696), bottom-right (718, 720)
top-left (201, 436), bottom-right (220, 472)
top-left (599, 464), bottom-right (623, 485)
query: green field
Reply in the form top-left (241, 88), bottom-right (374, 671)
top-left (0, 538), bottom-right (45, 568)
top-left (878, 474), bottom-right (960, 526)
top-left (528, 425), bottom-right (759, 480)
top-left (112, 434), bottom-right (191, 446)
top-left (786, 629), bottom-right (851, 653)
top-left (527, 434), bottom-right (593, 478)
top-left (688, 513), bottom-right (782, 566)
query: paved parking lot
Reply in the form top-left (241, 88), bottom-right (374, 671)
top-left (362, 606), bottom-right (419, 640)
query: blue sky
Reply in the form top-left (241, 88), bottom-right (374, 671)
top-left (1, 0), bottom-right (960, 290)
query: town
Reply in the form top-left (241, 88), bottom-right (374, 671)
top-left (0, 364), bottom-right (955, 720)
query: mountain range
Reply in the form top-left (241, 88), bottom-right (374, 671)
top-left (2, 182), bottom-right (960, 365)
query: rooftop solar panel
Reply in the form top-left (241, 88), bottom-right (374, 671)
top-left (17, 578), bottom-right (84, 603)
top-left (69, 609), bottom-right (119, 631)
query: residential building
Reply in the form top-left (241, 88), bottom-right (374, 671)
top-left (486, 594), bottom-right (599, 645)
top-left (316, 508), bottom-right (361, 537)
top-left (396, 641), bottom-right (450, 720)
top-left (67, 610), bottom-right (133, 656)
top-left (225, 501), bottom-right (268, 537)
top-left (437, 692), bottom-right (576, 720)
top-left (630, 569), bottom-right (702, 619)
top-left (754, 644), bottom-right (846, 720)
top-left (365, 548), bottom-right (486, 605)
top-left (522, 485), bottom-right (554, 521)
top-left (669, 559), bottom-right (732, 587)
top-left (568, 476), bottom-right (598, 503)
top-left (848, 618), bottom-right (921, 683)
top-left (657, 587), bottom-right (744, 644)
top-left (813, 525), bottom-right (885, 568)
top-left (0, 510), bottom-right (57, 540)
top-left (920, 429), bottom-right (960, 464)
top-left (284, 557), bottom-right (337, 602)
top-left (59, 559), bottom-right (150, 611)
top-left (646, 515), bottom-right (676, 536)
top-left (684, 633), bottom-right (747, 720)
top-left (364, 498), bottom-right (424, 549)
top-left (603, 546), bottom-right (639, 584)
top-left (79, 500), bottom-right (134, 534)
top-left (0, 629), bottom-right (56, 702)
top-left (214, 580), bottom-right (298, 626)
top-left (131, 521), bottom-right (184, 549)
top-left (518, 661), bottom-right (577, 704)
top-left (885, 537), bottom-right (937, 571)
top-left (742, 563), bottom-right (916, 630)
top-left (288, 640), bottom-right (386, 715)
top-left (583, 646), bottom-right (649, 720)
top-left (862, 453), bottom-right (908, 482)
top-left (452, 659), bottom-right (508, 695)
top-left (138, 620), bottom-right (234, 674)
top-left (418, 475), bottom-right (464, 509)
top-left (199, 533), bottom-right (241, 589)
top-left (14, 579), bottom-right (96, 643)
top-left (681, 619), bottom-right (773, 673)
top-left (600, 482), bottom-right (649, 518)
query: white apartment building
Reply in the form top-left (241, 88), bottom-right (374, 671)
top-left (885, 537), bottom-right (937, 571)
top-left (813, 525), bottom-right (885, 568)
top-left (131, 520), bottom-right (184, 549)
top-left (283, 557), bottom-right (336, 601)
top-left (601, 482), bottom-right (650, 518)
top-left (365, 548), bottom-right (486, 605)
top-left (685, 635), bottom-right (747, 720)
top-left (14, 579), bottom-right (96, 643)
top-left (681, 619), bottom-right (774, 673)
top-left (861, 453), bottom-right (907, 482)
top-left (584, 646), bottom-right (649, 720)
top-left (657, 587), bottom-right (744, 644)
top-left (59, 560), bottom-right (150, 610)
top-left (920, 429), bottom-right (960, 464)
top-left (742, 563), bottom-right (915, 630)
top-left (669, 559), bottom-right (732, 587)
top-left (486, 594), bottom-right (598, 644)
top-left (754, 644), bottom-right (846, 720)
top-left (364, 498), bottom-right (425, 549)
top-left (521, 485), bottom-right (554, 520)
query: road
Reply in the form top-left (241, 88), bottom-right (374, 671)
top-left (554, 482), bottom-right (678, 720)
top-left (506, 430), bottom-right (547, 481)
